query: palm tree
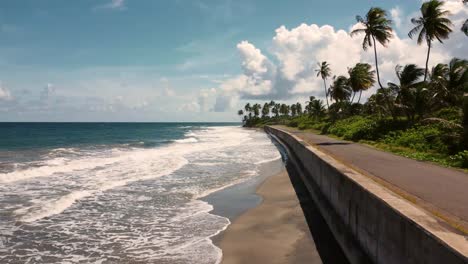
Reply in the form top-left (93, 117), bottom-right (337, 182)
top-left (280, 104), bottom-right (289, 116)
top-left (252, 103), bottom-right (261, 117)
top-left (315, 61), bottom-right (332, 108)
top-left (351, 7), bottom-right (393, 89)
top-left (237, 109), bottom-right (244, 120)
top-left (329, 76), bottom-right (352, 102)
top-left (430, 58), bottom-right (468, 107)
top-left (348, 63), bottom-right (376, 103)
top-left (310, 100), bottom-right (326, 118)
top-left (290, 104), bottom-right (297, 117)
top-left (305, 96), bottom-right (316, 115)
top-left (296, 102), bottom-right (303, 115)
top-left (272, 103), bottom-right (280, 117)
top-left (244, 103), bottom-right (251, 115)
top-left (409, 0), bottom-right (453, 81)
top-left (262, 102), bottom-right (270, 117)
top-left (463, 1), bottom-right (468, 36)
top-left (388, 64), bottom-right (426, 121)
top-left (462, 20), bottom-right (468, 36)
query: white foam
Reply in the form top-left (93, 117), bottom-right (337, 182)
top-left (8, 126), bottom-right (253, 222)
top-left (17, 190), bottom-right (92, 222)
top-left (254, 154), bottom-right (282, 165)
top-left (174, 137), bottom-right (198, 143)
top-left (192, 171), bottom-right (257, 200)
top-left (1, 125), bottom-right (281, 264)
top-left (16, 155), bottom-right (189, 222)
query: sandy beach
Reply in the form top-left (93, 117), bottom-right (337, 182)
top-left (218, 168), bottom-right (322, 264)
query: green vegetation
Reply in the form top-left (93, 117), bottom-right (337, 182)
top-left (237, 0), bottom-right (468, 169)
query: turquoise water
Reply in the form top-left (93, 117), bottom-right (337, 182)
top-left (0, 122), bottom-right (281, 263)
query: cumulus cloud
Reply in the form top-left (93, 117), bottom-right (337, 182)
top-left (390, 7), bottom-right (403, 28)
top-left (178, 101), bottom-right (200, 113)
top-left (160, 78), bottom-right (176, 96)
top-left (0, 84), bottom-right (12, 101)
top-left (198, 88), bottom-right (216, 112)
top-left (213, 0), bottom-right (467, 112)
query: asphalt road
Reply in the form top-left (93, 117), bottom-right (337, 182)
top-left (275, 126), bottom-right (468, 228)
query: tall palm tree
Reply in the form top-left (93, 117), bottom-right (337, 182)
top-left (348, 63), bottom-right (376, 103)
top-left (329, 76), bottom-right (352, 102)
top-left (409, 0), bottom-right (453, 81)
top-left (351, 7), bottom-right (393, 89)
top-left (315, 61), bottom-right (332, 108)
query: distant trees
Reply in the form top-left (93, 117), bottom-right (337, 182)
top-left (236, 1), bottom-right (467, 163)
top-left (409, 0), bottom-right (453, 81)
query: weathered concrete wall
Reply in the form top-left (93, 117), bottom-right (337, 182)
top-left (265, 126), bottom-right (468, 264)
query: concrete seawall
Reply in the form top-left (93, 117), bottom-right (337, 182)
top-left (265, 126), bottom-right (468, 264)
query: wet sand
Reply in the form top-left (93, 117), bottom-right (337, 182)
top-left (218, 169), bottom-right (322, 264)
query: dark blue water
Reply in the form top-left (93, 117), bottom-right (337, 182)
top-left (0, 122), bottom-right (239, 150)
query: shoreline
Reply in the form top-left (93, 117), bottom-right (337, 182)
top-left (215, 165), bottom-right (322, 263)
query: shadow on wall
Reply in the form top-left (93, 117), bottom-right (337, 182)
top-left (283, 149), bottom-right (351, 264)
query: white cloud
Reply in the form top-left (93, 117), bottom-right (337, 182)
top-left (160, 78), bottom-right (176, 96)
top-left (0, 84), bottom-right (12, 101)
top-left (390, 7), bottom-right (403, 28)
top-left (178, 101), bottom-right (200, 112)
top-left (212, 0), bottom-right (468, 112)
top-left (198, 88), bottom-right (216, 112)
top-left (40, 83), bottom-right (55, 100)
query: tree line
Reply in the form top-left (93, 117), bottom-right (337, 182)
top-left (238, 0), bottom-right (466, 126)
top-left (237, 0), bottom-right (468, 167)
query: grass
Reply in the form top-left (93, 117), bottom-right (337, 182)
top-left (273, 114), bottom-right (467, 170)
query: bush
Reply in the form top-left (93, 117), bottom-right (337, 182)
top-left (380, 123), bottom-right (462, 154)
top-left (449, 150), bottom-right (468, 168)
top-left (434, 107), bottom-right (462, 123)
top-left (327, 116), bottom-right (378, 141)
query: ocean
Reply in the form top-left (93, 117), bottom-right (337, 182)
top-left (0, 123), bottom-right (282, 263)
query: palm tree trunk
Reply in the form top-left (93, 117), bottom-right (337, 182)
top-left (323, 78), bottom-right (329, 108)
top-left (424, 40), bottom-right (431, 82)
top-left (358, 90), bottom-right (363, 103)
top-left (463, 93), bottom-right (468, 150)
top-left (372, 35), bottom-right (383, 89)
top-left (351, 92), bottom-right (356, 103)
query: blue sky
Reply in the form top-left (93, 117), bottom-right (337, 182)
top-left (0, 0), bottom-right (465, 121)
